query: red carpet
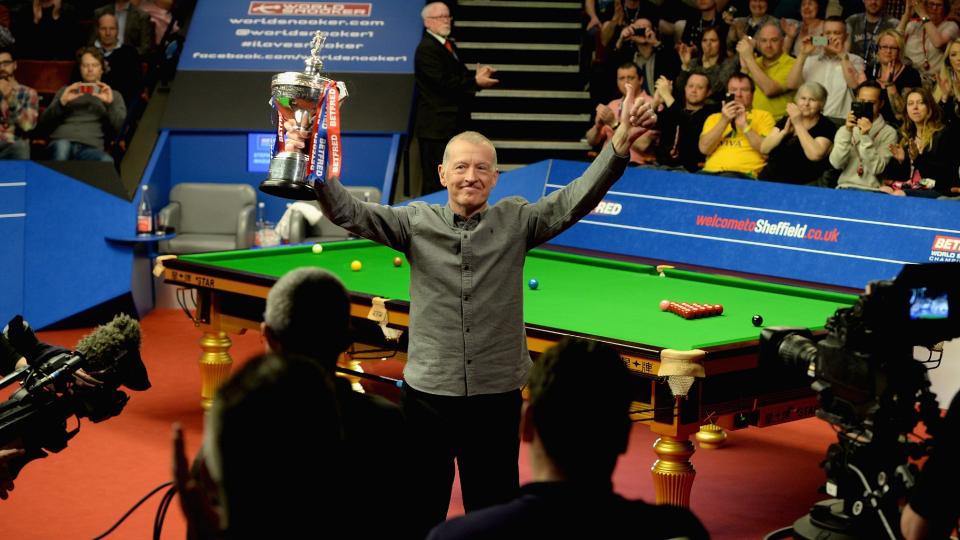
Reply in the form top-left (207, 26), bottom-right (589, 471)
top-left (0, 309), bottom-right (834, 539)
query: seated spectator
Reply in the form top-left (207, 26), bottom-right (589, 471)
top-left (0, 48), bottom-right (38, 160)
top-left (680, 0), bottom-right (728, 48)
top-left (35, 47), bottom-right (126, 162)
top-left (737, 22), bottom-right (797, 120)
top-left (934, 38), bottom-right (960, 123)
top-left (783, 0), bottom-right (826, 57)
top-left (699, 72), bottom-right (776, 178)
top-left (830, 80), bottom-right (899, 190)
top-left (758, 82), bottom-right (835, 184)
top-left (92, 0), bottom-right (154, 57)
top-left (652, 71), bottom-right (719, 171)
top-left (11, 0), bottom-right (80, 60)
top-left (585, 61), bottom-right (656, 164)
top-left (898, 0), bottom-right (957, 85)
top-left (873, 29), bottom-right (922, 126)
top-left (93, 13), bottom-right (142, 111)
top-left (677, 26), bottom-right (740, 102)
top-left (133, 0), bottom-right (178, 46)
top-left (882, 86), bottom-right (960, 197)
top-left (723, 0), bottom-right (779, 50)
top-left (847, 0), bottom-right (900, 73)
top-left (787, 16), bottom-right (867, 121)
top-left (173, 353), bottom-right (344, 538)
top-left (425, 338), bottom-right (709, 540)
top-left (610, 16), bottom-right (681, 97)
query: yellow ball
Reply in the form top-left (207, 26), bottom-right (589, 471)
top-left (350, 260), bottom-right (362, 271)
top-left (312, 244), bottom-right (323, 254)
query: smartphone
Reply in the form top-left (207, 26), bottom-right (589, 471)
top-left (812, 36), bottom-right (828, 47)
top-left (77, 83), bottom-right (99, 94)
top-left (851, 100), bottom-right (871, 119)
top-left (724, 92), bottom-right (735, 103)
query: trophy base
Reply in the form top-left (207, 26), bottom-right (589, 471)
top-left (258, 178), bottom-right (318, 200)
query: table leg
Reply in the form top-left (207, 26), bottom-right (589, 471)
top-left (199, 331), bottom-right (233, 410)
top-left (651, 435), bottom-right (696, 507)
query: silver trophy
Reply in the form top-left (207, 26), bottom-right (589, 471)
top-left (260, 33), bottom-right (347, 200)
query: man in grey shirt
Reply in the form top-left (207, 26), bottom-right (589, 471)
top-left (301, 85), bottom-right (655, 537)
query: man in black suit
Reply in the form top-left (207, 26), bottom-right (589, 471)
top-left (414, 1), bottom-right (498, 196)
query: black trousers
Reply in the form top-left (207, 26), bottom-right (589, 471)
top-left (400, 383), bottom-right (521, 538)
top-left (417, 137), bottom-right (447, 197)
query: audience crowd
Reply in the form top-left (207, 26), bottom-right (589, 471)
top-left (586, 0), bottom-right (960, 198)
top-left (0, 0), bottom-right (190, 163)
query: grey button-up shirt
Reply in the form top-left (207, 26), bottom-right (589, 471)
top-left (315, 144), bottom-right (628, 396)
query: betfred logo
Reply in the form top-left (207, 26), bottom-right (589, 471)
top-left (932, 235), bottom-right (960, 252)
top-left (249, 2), bottom-right (372, 16)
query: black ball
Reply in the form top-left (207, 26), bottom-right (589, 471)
top-left (751, 315), bottom-right (763, 327)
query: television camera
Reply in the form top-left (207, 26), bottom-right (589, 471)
top-left (0, 314), bottom-right (150, 477)
top-left (760, 263), bottom-right (959, 539)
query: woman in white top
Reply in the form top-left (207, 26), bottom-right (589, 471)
top-left (783, 0), bottom-right (826, 57)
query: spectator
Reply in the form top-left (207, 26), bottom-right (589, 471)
top-left (36, 47), bottom-right (126, 162)
top-left (898, 0), bottom-right (958, 85)
top-left (681, 0), bottom-right (728, 48)
top-left (598, 0), bottom-right (658, 52)
top-left (830, 80), bottom-right (899, 190)
top-left (787, 16), bottom-right (867, 120)
top-left (585, 62), bottom-right (656, 164)
top-left (11, 0), bottom-right (80, 60)
top-left (873, 29), bottom-right (922, 126)
top-left (413, 1), bottom-right (498, 196)
top-left (677, 26), bottom-right (740, 102)
top-left (611, 17), bottom-right (681, 97)
top-left (723, 0), bottom-right (779, 49)
top-left (425, 338), bottom-right (710, 540)
top-left (652, 71), bottom-right (719, 170)
top-left (758, 82), bottom-right (835, 183)
top-left (900, 391), bottom-right (960, 540)
top-left (882, 86), bottom-right (960, 196)
top-left (784, 0), bottom-right (827, 57)
top-left (847, 0), bottom-right (900, 72)
top-left (699, 72), bottom-right (776, 177)
top-left (173, 353), bottom-right (344, 538)
top-left (92, 0), bottom-right (154, 57)
top-left (737, 22), bottom-right (797, 120)
top-left (0, 48), bottom-right (38, 160)
top-left (934, 37), bottom-right (960, 123)
top-left (132, 0), bottom-right (178, 46)
top-left (93, 13), bottom-right (142, 111)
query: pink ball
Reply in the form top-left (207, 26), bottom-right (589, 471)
top-left (659, 299), bottom-right (670, 311)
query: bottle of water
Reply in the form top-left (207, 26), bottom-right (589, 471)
top-left (136, 185), bottom-right (153, 235)
top-left (255, 201), bottom-right (265, 246)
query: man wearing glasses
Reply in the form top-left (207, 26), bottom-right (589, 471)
top-left (0, 49), bottom-right (38, 160)
top-left (414, 1), bottom-right (498, 196)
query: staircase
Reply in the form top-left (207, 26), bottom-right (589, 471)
top-left (454, 0), bottom-right (593, 171)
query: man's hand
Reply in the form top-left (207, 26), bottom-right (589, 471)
top-left (60, 82), bottom-right (82, 105)
top-left (825, 36), bottom-right (845, 57)
top-left (678, 42), bottom-right (693, 68)
top-left (913, 0), bottom-right (929, 19)
top-left (595, 103), bottom-right (616, 127)
top-left (799, 36), bottom-right (816, 56)
top-left (0, 447), bottom-right (25, 500)
top-left (654, 76), bottom-right (672, 100)
top-left (173, 423), bottom-right (221, 539)
top-left (94, 82), bottom-right (113, 105)
top-left (475, 64), bottom-right (498, 88)
top-left (856, 116), bottom-right (873, 133)
top-left (736, 37), bottom-right (755, 57)
top-left (611, 83), bottom-right (656, 155)
top-left (720, 99), bottom-right (741, 122)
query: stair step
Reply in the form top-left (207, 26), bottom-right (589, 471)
top-left (478, 89), bottom-right (589, 99)
top-left (471, 63), bottom-right (580, 73)
top-left (457, 21), bottom-right (581, 29)
top-left (458, 1), bottom-right (583, 22)
top-left (460, 0), bottom-right (581, 8)
top-left (460, 48), bottom-right (581, 66)
top-left (473, 90), bottom-right (591, 113)
top-left (492, 139), bottom-right (592, 150)
top-left (458, 42), bottom-right (579, 51)
top-left (454, 22), bottom-right (583, 44)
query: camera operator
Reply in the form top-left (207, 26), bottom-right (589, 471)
top-left (901, 390), bottom-right (960, 540)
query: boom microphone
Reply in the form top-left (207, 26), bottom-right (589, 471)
top-left (74, 314), bottom-right (151, 391)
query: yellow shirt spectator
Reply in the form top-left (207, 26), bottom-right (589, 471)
top-left (750, 53), bottom-right (795, 120)
top-left (701, 108), bottom-right (775, 177)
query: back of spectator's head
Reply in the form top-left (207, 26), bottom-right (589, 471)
top-left (263, 267), bottom-right (352, 366)
top-left (204, 352), bottom-right (343, 536)
top-left (526, 338), bottom-right (633, 481)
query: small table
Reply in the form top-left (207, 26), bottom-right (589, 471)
top-left (106, 233), bottom-right (177, 314)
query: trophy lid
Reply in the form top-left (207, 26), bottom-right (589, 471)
top-left (271, 71), bottom-right (334, 92)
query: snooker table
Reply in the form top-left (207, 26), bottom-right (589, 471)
top-left (163, 239), bottom-right (857, 507)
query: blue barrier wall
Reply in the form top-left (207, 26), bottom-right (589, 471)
top-left (0, 162), bottom-right (135, 328)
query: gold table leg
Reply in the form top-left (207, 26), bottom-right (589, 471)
top-left (199, 331), bottom-right (233, 410)
top-left (651, 435), bottom-right (696, 507)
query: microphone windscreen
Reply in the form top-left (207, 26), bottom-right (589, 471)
top-left (75, 314), bottom-right (151, 391)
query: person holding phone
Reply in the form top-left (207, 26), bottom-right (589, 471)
top-left (698, 72), bottom-right (776, 178)
top-left (830, 80), bottom-right (899, 191)
top-left (786, 16), bottom-right (867, 121)
top-left (35, 47), bottom-right (126, 162)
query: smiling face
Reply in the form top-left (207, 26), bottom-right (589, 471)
top-left (876, 34), bottom-right (900, 65)
top-left (948, 41), bottom-right (960, 72)
top-left (795, 87), bottom-right (824, 117)
top-left (800, 0), bottom-right (819, 20)
top-left (439, 137), bottom-right (499, 217)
